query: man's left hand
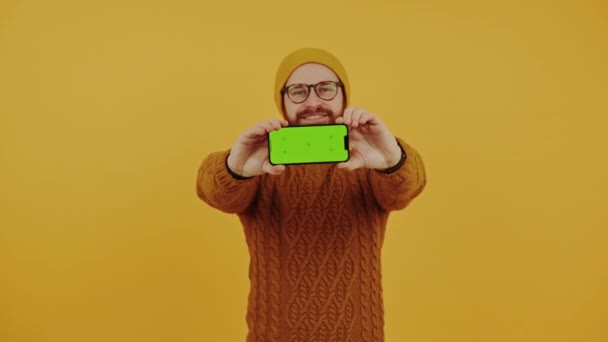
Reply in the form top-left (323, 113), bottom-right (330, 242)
top-left (335, 107), bottom-right (402, 171)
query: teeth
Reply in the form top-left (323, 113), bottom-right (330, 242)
top-left (305, 115), bottom-right (325, 119)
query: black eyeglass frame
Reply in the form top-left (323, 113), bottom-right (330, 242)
top-left (281, 81), bottom-right (344, 104)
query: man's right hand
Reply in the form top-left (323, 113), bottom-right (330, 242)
top-left (226, 119), bottom-right (289, 178)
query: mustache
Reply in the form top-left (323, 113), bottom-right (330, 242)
top-left (297, 105), bottom-right (334, 118)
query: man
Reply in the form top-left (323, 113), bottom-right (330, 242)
top-left (196, 47), bottom-right (426, 342)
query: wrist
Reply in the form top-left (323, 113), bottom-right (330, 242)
top-left (385, 146), bottom-right (402, 168)
top-left (379, 141), bottom-right (407, 174)
top-left (226, 154), bottom-right (253, 180)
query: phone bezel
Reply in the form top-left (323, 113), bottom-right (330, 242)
top-left (267, 123), bottom-right (350, 165)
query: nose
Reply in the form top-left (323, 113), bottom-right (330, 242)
top-left (302, 87), bottom-right (323, 107)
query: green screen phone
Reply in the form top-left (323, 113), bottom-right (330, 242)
top-left (268, 124), bottom-right (349, 165)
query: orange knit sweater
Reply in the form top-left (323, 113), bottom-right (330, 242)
top-left (196, 137), bottom-right (426, 342)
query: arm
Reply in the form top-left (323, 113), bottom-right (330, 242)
top-left (368, 137), bottom-right (427, 212)
top-left (196, 149), bottom-right (260, 214)
top-left (196, 119), bottom-right (289, 214)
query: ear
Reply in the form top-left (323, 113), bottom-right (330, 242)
top-left (281, 96), bottom-right (286, 116)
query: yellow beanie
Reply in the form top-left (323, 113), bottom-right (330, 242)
top-left (274, 48), bottom-right (350, 117)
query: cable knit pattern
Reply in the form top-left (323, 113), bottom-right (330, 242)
top-left (196, 137), bottom-right (426, 342)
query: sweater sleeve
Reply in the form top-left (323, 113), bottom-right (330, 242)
top-left (195, 149), bottom-right (260, 214)
top-left (368, 137), bottom-right (427, 212)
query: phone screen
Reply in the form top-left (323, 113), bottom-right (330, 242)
top-left (268, 124), bottom-right (349, 165)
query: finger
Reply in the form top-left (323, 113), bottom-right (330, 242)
top-left (262, 161), bottom-right (274, 174)
top-left (268, 119), bottom-right (283, 131)
top-left (335, 116), bottom-right (344, 124)
top-left (263, 161), bottom-right (286, 175)
top-left (274, 164), bottom-right (286, 174)
top-left (268, 118), bottom-right (290, 130)
top-left (359, 111), bottom-right (375, 125)
top-left (342, 107), bottom-right (354, 126)
top-left (350, 108), bottom-right (365, 128)
top-left (243, 125), bottom-right (267, 139)
top-left (257, 120), bottom-right (279, 133)
top-left (337, 157), bottom-right (365, 171)
top-left (336, 160), bottom-right (361, 171)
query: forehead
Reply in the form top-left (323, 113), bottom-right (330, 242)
top-left (285, 63), bottom-right (340, 86)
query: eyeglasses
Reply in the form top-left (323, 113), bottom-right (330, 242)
top-left (281, 81), bottom-right (343, 104)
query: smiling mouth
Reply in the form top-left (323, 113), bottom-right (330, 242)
top-left (302, 114), bottom-right (328, 120)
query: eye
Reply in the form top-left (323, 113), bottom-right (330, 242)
top-left (318, 83), bottom-right (336, 93)
top-left (288, 85), bottom-right (307, 96)
top-left (291, 89), bottom-right (306, 96)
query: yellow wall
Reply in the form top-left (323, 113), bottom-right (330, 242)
top-left (1, 0), bottom-right (607, 341)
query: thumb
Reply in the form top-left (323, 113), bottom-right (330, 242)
top-left (337, 158), bottom-right (364, 171)
top-left (263, 161), bottom-right (286, 175)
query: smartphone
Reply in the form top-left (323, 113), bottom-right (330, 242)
top-left (268, 124), bottom-right (349, 165)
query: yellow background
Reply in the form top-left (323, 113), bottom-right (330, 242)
top-left (1, 0), bottom-right (607, 341)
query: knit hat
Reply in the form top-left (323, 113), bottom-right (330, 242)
top-left (274, 48), bottom-right (350, 117)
